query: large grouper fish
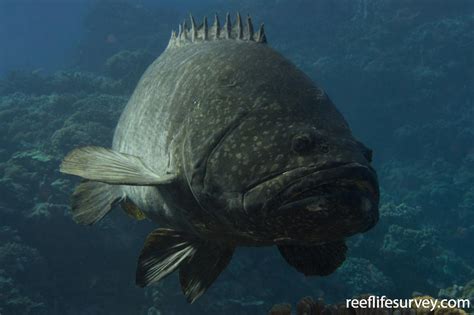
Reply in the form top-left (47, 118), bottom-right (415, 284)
top-left (60, 13), bottom-right (379, 302)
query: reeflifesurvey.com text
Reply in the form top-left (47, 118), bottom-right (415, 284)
top-left (346, 295), bottom-right (471, 312)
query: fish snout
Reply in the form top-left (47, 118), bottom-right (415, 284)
top-left (282, 163), bottom-right (379, 239)
top-left (244, 162), bottom-right (379, 242)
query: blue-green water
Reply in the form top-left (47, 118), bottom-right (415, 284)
top-left (0, 0), bottom-right (473, 314)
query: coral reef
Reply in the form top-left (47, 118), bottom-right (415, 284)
top-left (335, 258), bottom-right (394, 297)
top-left (439, 279), bottom-right (474, 311)
top-left (0, 228), bottom-right (46, 314)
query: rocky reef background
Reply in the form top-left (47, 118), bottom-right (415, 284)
top-left (0, 0), bottom-right (473, 314)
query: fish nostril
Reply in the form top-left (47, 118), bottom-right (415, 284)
top-left (292, 134), bottom-right (313, 154)
top-left (320, 143), bottom-right (329, 154)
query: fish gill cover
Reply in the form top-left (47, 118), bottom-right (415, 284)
top-left (0, 0), bottom-right (473, 314)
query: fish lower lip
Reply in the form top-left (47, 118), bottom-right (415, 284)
top-left (278, 196), bottom-right (331, 216)
top-left (243, 162), bottom-right (378, 215)
top-left (283, 180), bottom-right (375, 205)
top-left (273, 163), bottom-right (379, 210)
top-left (244, 161), bottom-right (351, 194)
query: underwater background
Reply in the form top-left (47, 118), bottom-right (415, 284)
top-left (0, 0), bottom-right (473, 314)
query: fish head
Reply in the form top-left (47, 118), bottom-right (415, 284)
top-left (194, 89), bottom-right (379, 244)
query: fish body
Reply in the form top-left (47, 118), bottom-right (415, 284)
top-left (60, 14), bottom-right (379, 302)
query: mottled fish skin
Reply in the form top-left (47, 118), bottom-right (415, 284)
top-left (112, 15), bottom-right (379, 246)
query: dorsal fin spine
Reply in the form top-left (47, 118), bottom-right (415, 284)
top-left (246, 15), bottom-right (254, 40)
top-left (224, 13), bottom-right (231, 39)
top-left (168, 13), bottom-right (267, 48)
top-left (257, 23), bottom-right (266, 43)
top-left (203, 16), bottom-right (208, 40)
top-left (181, 20), bottom-right (188, 41)
top-left (190, 14), bottom-right (197, 42)
top-left (236, 12), bottom-right (243, 39)
top-left (213, 13), bottom-right (220, 39)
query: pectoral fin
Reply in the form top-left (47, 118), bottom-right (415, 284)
top-left (136, 228), bottom-right (234, 303)
top-left (278, 240), bottom-right (347, 276)
top-left (136, 229), bottom-right (196, 287)
top-left (179, 242), bottom-right (234, 303)
top-left (71, 180), bottom-right (124, 225)
top-left (121, 198), bottom-right (147, 220)
top-left (72, 181), bottom-right (145, 224)
top-left (60, 146), bottom-right (177, 186)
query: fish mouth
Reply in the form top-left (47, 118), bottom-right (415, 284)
top-left (243, 162), bottom-right (379, 239)
top-left (275, 163), bottom-right (378, 211)
top-left (278, 178), bottom-right (376, 212)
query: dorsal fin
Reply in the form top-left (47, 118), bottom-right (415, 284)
top-left (180, 20), bottom-right (188, 41)
top-left (246, 15), bottom-right (254, 41)
top-left (224, 13), bottom-right (231, 39)
top-left (190, 14), bottom-right (197, 42)
top-left (257, 23), bottom-right (267, 44)
top-left (233, 12), bottom-right (243, 39)
top-left (211, 13), bottom-right (220, 39)
top-left (167, 13), bottom-right (267, 49)
top-left (202, 16), bottom-right (208, 40)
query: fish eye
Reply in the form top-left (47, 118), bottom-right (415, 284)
top-left (291, 133), bottom-right (314, 154)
